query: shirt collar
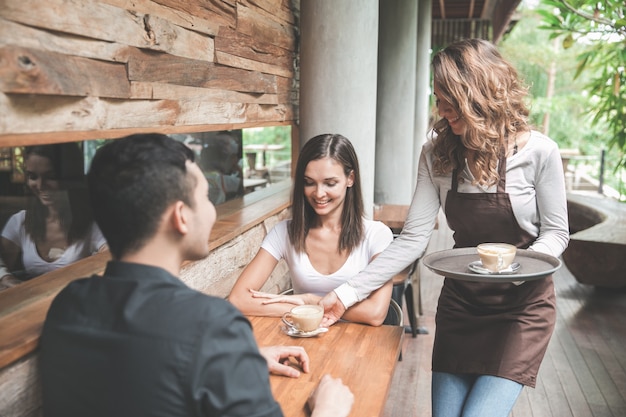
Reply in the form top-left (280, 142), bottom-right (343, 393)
top-left (103, 261), bottom-right (183, 287)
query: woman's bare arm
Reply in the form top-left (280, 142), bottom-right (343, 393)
top-left (228, 248), bottom-right (295, 316)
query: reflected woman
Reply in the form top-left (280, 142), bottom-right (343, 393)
top-left (0, 143), bottom-right (107, 289)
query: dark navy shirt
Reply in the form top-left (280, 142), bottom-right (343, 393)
top-left (41, 261), bottom-right (283, 417)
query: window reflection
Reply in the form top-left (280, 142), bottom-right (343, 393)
top-left (173, 131), bottom-right (245, 205)
top-left (174, 126), bottom-right (292, 202)
top-left (0, 143), bottom-right (107, 290)
top-left (243, 125), bottom-right (292, 187)
top-left (0, 126), bottom-right (292, 290)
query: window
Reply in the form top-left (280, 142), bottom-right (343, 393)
top-left (0, 126), bottom-right (292, 290)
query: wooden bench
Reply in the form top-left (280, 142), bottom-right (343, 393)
top-left (563, 193), bottom-right (626, 288)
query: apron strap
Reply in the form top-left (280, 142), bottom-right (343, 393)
top-left (497, 147), bottom-right (507, 193)
top-left (451, 167), bottom-right (460, 192)
top-left (453, 147), bottom-right (507, 193)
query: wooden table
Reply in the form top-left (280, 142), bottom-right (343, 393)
top-left (249, 316), bottom-right (403, 417)
top-left (373, 204), bottom-right (409, 234)
top-left (374, 204), bottom-right (438, 233)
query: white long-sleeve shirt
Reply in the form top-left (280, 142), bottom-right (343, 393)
top-left (335, 130), bottom-right (570, 307)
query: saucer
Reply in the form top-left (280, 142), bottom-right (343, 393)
top-left (468, 260), bottom-right (521, 275)
top-left (281, 325), bottom-right (329, 338)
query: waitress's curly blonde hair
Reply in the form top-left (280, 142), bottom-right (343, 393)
top-left (431, 38), bottom-right (530, 186)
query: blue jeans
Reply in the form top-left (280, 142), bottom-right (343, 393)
top-left (432, 372), bottom-right (523, 417)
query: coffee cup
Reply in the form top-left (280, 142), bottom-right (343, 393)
top-left (282, 304), bottom-right (324, 333)
top-left (476, 243), bottom-right (517, 272)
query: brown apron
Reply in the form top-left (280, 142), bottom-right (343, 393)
top-left (432, 152), bottom-right (556, 387)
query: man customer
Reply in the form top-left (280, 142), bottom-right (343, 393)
top-left (40, 133), bottom-right (353, 417)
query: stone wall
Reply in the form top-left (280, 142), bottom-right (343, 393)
top-left (182, 207), bottom-right (292, 297)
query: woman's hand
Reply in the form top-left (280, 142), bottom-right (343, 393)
top-left (249, 289), bottom-right (320, 306)
top-left (0, 274), bottom-right (21, 291)
top-left (319, 291), bottom-right (347, 327)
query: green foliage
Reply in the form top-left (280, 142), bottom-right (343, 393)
top-left (242, 125), bottom-right (292, 165)
top-left (536, 0), bottom-right (626, 198)
top-left (243, 125), bottom-right (292, 147)
top-left (83, 139), bottom-right (111, 172)
top-left (500, 8), bottom-right (597, 148)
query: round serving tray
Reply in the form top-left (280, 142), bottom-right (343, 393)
top-left (422, 248), bottom-right (561, 283)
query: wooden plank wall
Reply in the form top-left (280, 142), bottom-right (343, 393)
top-left (0, 0), bottom-right (298, 147)
top-left (0, 2), bottom-right (298, 416)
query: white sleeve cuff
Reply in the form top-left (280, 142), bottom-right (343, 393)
top-left (334, 283), bottom-right (360, 309)
top-left (0, 257), bottom-right (11, 279)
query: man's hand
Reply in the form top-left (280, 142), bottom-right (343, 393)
top-left (319, 291), bottom-right (346, 327)
top-left (259, 346), bottom-right (310, 378)
top-left (308, 374), bottom-right (354, 417)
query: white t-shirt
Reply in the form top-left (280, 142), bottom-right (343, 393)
top-left (1, 210), bottom-right (107, 279)
top-left (261, 219), bottom-right (393, 296)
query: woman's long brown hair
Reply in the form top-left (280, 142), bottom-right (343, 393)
top-left (431, 38), bottom-right (530, 186)
top-left (24, 143), bottom-right (93, 245)
top-left (288, 134), bottom-right (364, 254)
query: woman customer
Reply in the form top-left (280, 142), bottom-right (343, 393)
top-left (229, 134), bottom-right (394, 326)
top-left (0, 143), bottom-right (107, 288)
top-left (321, 38), bottom-right (570, 416)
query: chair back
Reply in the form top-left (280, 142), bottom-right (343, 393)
top-left (383, 298), bottom-right (403, 326)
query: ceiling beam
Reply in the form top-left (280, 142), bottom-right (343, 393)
top-left (481, 0), bottom-right (498, 19)
top-left (439, 0), bottom-right (446, 19)
top-left (468, 0), bottom-right (476, 19)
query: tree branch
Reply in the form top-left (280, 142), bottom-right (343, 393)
top-left (559, 0), bottom-right (616, 28)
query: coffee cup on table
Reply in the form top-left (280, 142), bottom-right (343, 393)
top-left (282, 305), bottom-right (323, 333)
top-left (476, 243), bottom-right (517, 272)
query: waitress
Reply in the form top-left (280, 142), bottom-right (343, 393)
top-left (321, 38), bottom-right (569, 417)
